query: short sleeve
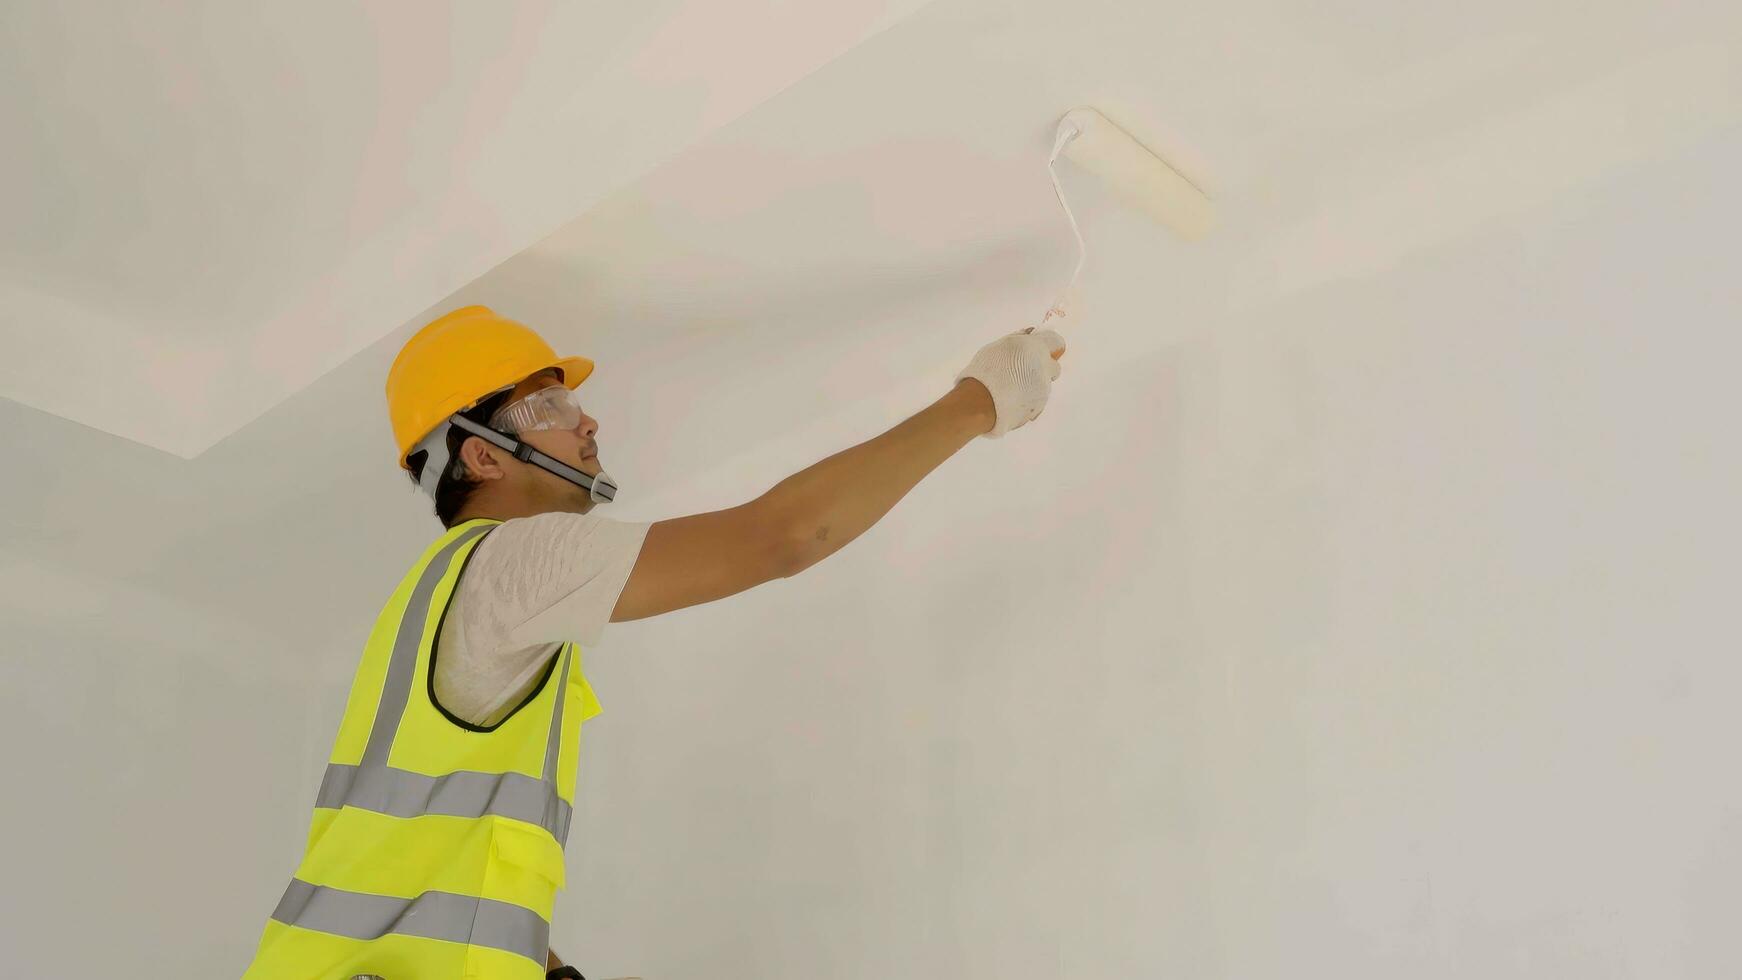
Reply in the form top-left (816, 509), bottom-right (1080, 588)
top-left (469, 511), bottom-right (652, 650)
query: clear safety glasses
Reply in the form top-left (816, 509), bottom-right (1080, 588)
top-left (489, 384), bottom-right (587, 435)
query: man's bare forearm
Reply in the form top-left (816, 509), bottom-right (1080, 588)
top-left (762, 379), bottom-right (995, 571)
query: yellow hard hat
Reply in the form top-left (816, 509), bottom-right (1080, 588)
top-left (386, 305), bottom-right (594, 469)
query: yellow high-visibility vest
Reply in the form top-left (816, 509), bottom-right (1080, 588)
top-left (244, 519), bottom-right (601, 979)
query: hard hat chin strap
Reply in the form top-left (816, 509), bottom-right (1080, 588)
top-left (412, 415), bottom-right (618, 505)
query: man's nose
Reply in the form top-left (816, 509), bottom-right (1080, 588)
top-left (577, 413), bottom-right (598, 439)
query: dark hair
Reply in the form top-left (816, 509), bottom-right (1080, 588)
top-left (406, 389), bottom-right (516, 527)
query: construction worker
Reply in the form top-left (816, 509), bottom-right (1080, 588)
top-left (242, 304), bottom-right (1067, 979)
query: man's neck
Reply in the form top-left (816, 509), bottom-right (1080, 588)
top-left (452, 491), bottom-right (589, 526)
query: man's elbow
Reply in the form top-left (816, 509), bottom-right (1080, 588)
top-left (755, 496), bottom-right (823, 579)
top-left (771, 509), bottom-right (844, 579)
top-left (773, 524), bottom-right (822, 578)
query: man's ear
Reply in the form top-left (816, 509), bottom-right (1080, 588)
top-left (456, 434), bottom-right (508, 482)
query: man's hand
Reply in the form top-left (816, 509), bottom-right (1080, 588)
top-left (955, 326), bottom-right (1069, 438)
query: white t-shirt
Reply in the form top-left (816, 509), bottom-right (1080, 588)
top-left (432, 512), bottom-right (651, 727)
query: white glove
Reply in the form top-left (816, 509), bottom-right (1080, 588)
top-left (955, 327), bottom-right (1067, 438)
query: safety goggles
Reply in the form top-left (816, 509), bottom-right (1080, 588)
top-left (488, 384), bottom-right (587, 435)
top-left (413, 382), bottom-right (617, 503)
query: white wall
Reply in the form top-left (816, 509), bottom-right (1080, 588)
top-left (513, 129), bottom-right (1740, 978)
top-left (0, 553), bottom-right (334, 976)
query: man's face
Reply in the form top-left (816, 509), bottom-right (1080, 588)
top-left (500, 368), bottom-right (605, 501)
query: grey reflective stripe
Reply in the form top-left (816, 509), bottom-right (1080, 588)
top-left (544, 646), bottom-right (574, 841)
top-left (360, 524), bottom-right (493, 772)
top-left (544, 646), bottom-right (572, 784)
top-left (271, 878), bottom-right (548, 964)
top-left (316, 763), bottom-right (572, 841)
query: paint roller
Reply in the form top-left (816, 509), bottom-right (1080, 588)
top-left (1040, 106), bottom-right (1215, 325)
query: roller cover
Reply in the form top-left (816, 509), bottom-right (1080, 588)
top-left (1058, 106), bottom-right (1215, 240)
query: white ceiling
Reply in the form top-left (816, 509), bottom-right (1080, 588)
top-left (0, 0), bottom-right (933, 457)
top-left (2, 0), bottom-right (1738, 655)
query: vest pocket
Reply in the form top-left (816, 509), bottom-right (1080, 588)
top-left (465, 819), bottom-right (563, 978)
top-left (489, 816), bottom-right (566, 892)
